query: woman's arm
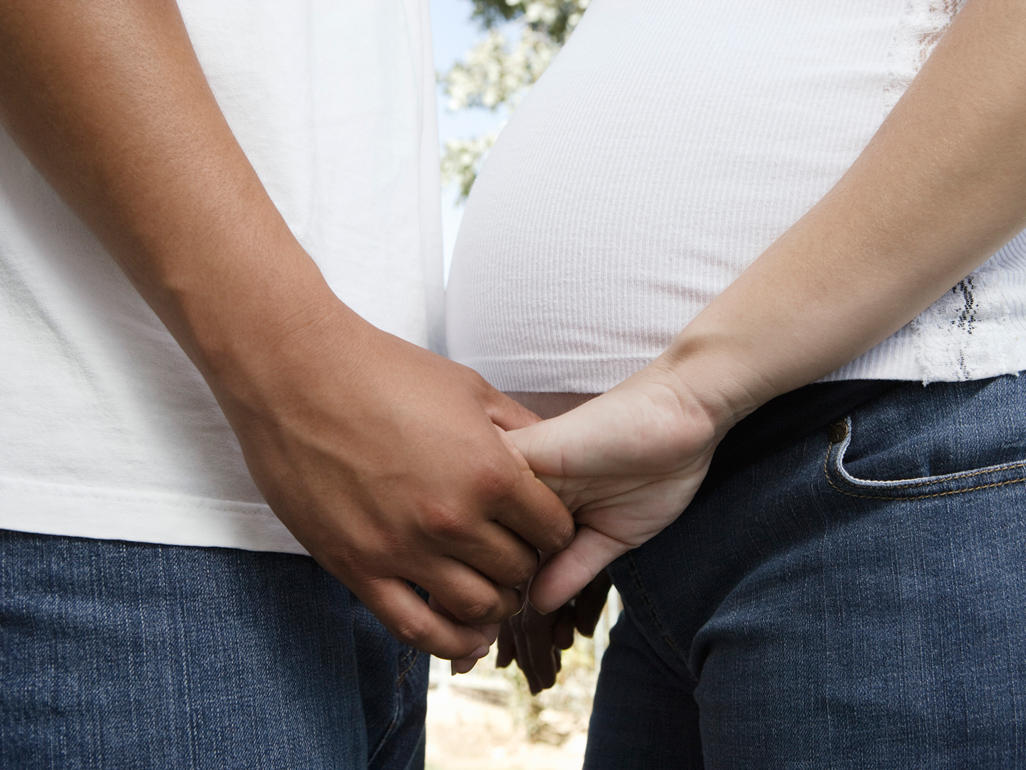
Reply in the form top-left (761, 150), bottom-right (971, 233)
top-left (665, 0), bottom-right (1026, 421)
top-left (517, 0), bottom-right (1026, 612)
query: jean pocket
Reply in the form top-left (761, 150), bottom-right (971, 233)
top-left (823, 415), bottom-right (1026, 501)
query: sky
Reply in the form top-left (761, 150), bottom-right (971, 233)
top-left (429, 0), bottom-right (510, 275)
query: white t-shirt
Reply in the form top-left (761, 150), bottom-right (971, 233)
top-left (446, 0), bottom-right (1026, 392)
top-left (0, 1), bottom-right (443, 554)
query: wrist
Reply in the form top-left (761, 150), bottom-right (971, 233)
top-left (653, 327), bottom-right (780, 437)
top-left (174, 240), bottom-right (366, 418)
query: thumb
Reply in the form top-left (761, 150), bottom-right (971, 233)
top-left (574, 570), bottom-right (613, 637)
top-left (528, 527), bottom-right (628, 614)
top-left (506, 418), bottom-right (568, 481)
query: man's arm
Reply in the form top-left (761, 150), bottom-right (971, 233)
top-left (514, 0), bottom-right (1026, 612)
top-left (0, 0), bottom-right (574, 658)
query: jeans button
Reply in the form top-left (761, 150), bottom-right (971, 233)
top-left (827, 419), bottom-right (848, 443)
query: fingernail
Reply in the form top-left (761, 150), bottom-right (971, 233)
top-left (451, 659), bottom-right (476, 675)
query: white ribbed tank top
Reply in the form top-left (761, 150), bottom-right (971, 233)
top-left (446, 0), bottom-right (1026, 391)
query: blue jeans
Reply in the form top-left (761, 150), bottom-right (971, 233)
top-left (586, 373), bottom-right (1026, 769)
top-left (0, 532), bottom-right (428, 769)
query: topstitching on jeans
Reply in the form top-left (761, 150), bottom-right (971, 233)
top-left (622, 552), bottom-right (692, 675)
top-left (823, 417), bottom-right (1026, 501)
top-left (368, 647), bottom-right (422, 766)
top-left (396, 648), bottom-right (420, 689)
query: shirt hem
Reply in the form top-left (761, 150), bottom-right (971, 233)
top-left (0, 476), bottom-right (306, 555)
top-left (458, 338), bottom-right (1026, 393)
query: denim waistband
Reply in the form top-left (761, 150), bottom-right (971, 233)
top-left (709, 379), bottom-right (898, 482)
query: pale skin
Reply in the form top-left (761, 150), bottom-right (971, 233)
top-left (485, 0), bottom-right (1026, 684)
top-left (0, 0), bottom-right (577, 661)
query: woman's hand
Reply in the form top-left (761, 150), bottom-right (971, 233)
top-left (514, 0), bottom-right (1026, 620)
top-left (509, 362), bottom-right (733, 614)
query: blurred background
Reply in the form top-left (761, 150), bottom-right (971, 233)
top-left (431, 0), bottom-right (588, 274)
top-left (426, 3), bottom-right (619, 768)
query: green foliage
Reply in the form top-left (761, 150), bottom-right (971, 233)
top-left (467, 0), bottom-right (519, 27)
top-left (441, 0), bottom-right (588, 199)
top-left (469, 0), bottom-right (584, 43)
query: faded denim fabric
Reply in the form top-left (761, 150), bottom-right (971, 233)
top-left (587, 374), bottom-right (1026, 769)
top-left (0, 533), bottom-right (427, 770)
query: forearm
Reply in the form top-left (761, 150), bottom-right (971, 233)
top-left (0, 0), bottom-right (342, 403)
top-left (0, 2), bottom-right (579, 656)
top-left (660, 0), bottom-right (1026, 427)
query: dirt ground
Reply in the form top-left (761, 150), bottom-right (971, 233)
top-left (424, 647), bottom-right (597, 770)
top-left (425, 591), bottom-right (619, 769)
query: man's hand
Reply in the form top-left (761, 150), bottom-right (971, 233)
top-left (495, 571), bottom-right (612, 693)
top-left (0, 1), bottom-right (575, 661)
top-left (507, 364), bottom-right (728, 614)
top-left (220, 302), bottom-right (574, 660)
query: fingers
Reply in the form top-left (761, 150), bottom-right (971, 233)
top-left (416, 426), bottom-right (567, 573)
top-left (416, 557), bottom-right (524, 626)
top-left (473, 418), bottom-right (572, 564)
top-left (362, 578), bottom-right (491, 660)
top-left (505, 420), bottom-right (567, 480)
top-left (495, 467), bottom-right (575, 555)
top-left (573, 570), bottom-right (613, 637)
top-left (452, 657), bottom-right (479, 676)
top-left (553, 610), bottom-right (576, 650)
top-left (428, 595), bottom-right (496, 674)
top-left (428, 594), bottom-right (500, 644)
top-left (447, 521), bottom-right (539, 589)
top-left (529, 526), bottom-right (628, 614)
top-left (483, 389), bottom-right (541, 431)
top-left (496, 621), bottom-right (515, 668)
top-left (510, 610), bottom-right (560, 694)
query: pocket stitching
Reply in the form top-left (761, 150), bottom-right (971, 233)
top-left (823, 416), bottom-right (1026, 501)
top-left (367, 647), bottom-right (424, 765)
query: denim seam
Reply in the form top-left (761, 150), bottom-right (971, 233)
top-left (624, 552), bottom-right (693, 677)
top-left (396, 649), bottom-right (420, 688)
top-left (368, 649), bottom-right (421, 765)
top-left (824, 429), bottom-right (1026, 501)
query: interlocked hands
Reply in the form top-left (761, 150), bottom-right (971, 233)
top-left (458, 362), bottom-right (732, 686)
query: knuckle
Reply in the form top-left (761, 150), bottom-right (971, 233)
top-left (422, 502), bottom-right (467, 539)
top-left (392, 616), bottom-right (429, 647)
top-left (472, 462), bottom-right (518, 504)
top-left (507, 555), bottom-right (538, 587)
top-left (314, 541), bottom-right (362, 581)
top-left (547, 518), bottom-right (576, 551)
top-left (460, 598), bottom-right (501, 624)
top-left (466, 369), bottom-right (494, 396)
